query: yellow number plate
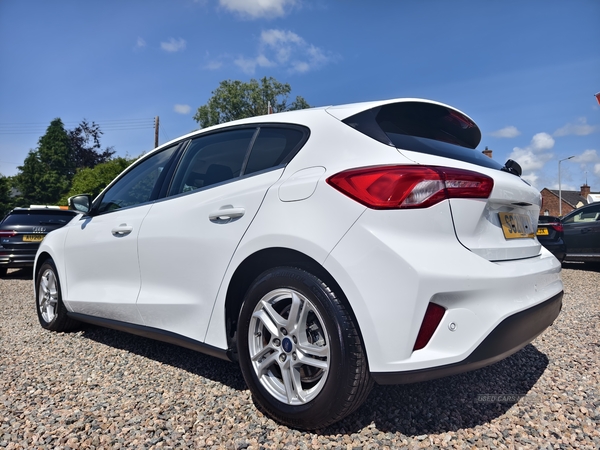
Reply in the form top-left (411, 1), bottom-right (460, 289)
top-left (499, 212), bottom-right (535, 239)
top-left (23, 235), bottom-right (44, 242)
top-left (536, 228), bottom-right (549, 236)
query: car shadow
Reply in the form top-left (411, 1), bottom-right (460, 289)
top-left (79, 324), bottom-right (247, 390)
top-left (80, 324), bottom-right (548, 435)
top-left (320, 343), bottom-right (549, 435)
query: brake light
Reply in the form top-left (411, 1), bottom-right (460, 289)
top-left (0, 230), bottom-right (16, 238)
top-left (548, 222), bottom-right (563, 232)
top-left (327, 165), bottom-right (493, 209)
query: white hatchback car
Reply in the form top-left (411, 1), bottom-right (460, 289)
top-left (35, 99), bottom-right (563, 429)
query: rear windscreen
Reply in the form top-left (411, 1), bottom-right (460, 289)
top-left (2, 211), bottom-right (77, 226)
top-left (343, 102), bottom-right (503, 170)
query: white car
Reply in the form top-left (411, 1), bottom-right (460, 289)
top-left (35, 98), bottom-right (563, 429)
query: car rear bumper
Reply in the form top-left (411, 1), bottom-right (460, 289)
top-left (0, 249), bottom-right (36, 268)
top-left (371, 290), bottom-right (562, 384)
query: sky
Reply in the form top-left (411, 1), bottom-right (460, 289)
top-left (1, 0), bottom-right (599, 192)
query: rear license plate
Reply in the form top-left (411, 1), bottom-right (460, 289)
top-left (23, 235), bottom-right (44, 242)
top-left (499, 212), bottom-right (535, 239)
top-left (536, 228), bottom-right (549, 236)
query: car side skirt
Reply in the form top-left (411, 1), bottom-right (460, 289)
top-left (68, 312), bottom-right (232, 362)
top-left (371, 291), bottom-right (563, 385)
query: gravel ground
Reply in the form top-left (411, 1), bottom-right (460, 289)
top-left (1, 265), bottom-right (598, 449)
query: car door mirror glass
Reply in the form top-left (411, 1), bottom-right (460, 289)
top-left (68, 194), bottom-right (93, 214)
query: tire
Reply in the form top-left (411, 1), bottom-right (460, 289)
top-left (237, 267), bottom-right (372, 430)
top-left (36, 259), bottom-right (79, 331)
top-left (0, 267), bottom-right (7, 277)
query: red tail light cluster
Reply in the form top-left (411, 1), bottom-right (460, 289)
top-left (327, 165), bottom-right (493, 209)
top-left (0, 230), bottom-right (17, 238)
top-left (547, 222), bottom-right (564, 232)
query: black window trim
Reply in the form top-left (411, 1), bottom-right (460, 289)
top-left (90, 141), bottom-right (184, 217)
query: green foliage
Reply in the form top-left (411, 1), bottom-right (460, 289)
top-left (67, 120), bottom-right (115, 173)
top-left (0, 175), bottom-right (13, 218)
top-left (59, 157), bottom-right (135, 205)
top-left (13, 119), bottom-right (72, 205)
top-left (193, 77), bottom-right (310, 128)
top-left (13, 118), bottom-right (122, 207)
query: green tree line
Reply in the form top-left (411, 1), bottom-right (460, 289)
top-left (0, 119), bottom-right (135, 217)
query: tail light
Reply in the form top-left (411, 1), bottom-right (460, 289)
top-left (0, 230), bottom-right (16, 238)
top-left (547, 222), bottom-right (563, 232)
top-left (413, 303), bottom-right (446, 350)
top-left (327, 165), bottom-right (493, 209)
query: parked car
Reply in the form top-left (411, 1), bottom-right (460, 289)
top-left (561, 202), bottom-right (600, 264)
top-left (34, 98), bottom-right (563, 429)
top-left (536, 215), bottom-right (566, 262)
top-left (0, 206), bottom-right (78, 276)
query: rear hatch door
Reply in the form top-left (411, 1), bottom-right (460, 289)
top-left (331, 99), bottom-right (542, 261)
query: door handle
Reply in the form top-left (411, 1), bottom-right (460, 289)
top-left (111, 224), bottom-right (133, 236)
top-left (209, 207), bottom-right (245, 223)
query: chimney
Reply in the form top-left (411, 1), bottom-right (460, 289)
top-left (580, 184), bottom-right (590, 198)
top-left (482, 146), bottom-right (493, 158)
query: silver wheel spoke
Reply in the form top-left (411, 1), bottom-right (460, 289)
top-left (280, 363), bottom-right (296, 403)
top-left (261, 300), bottom-right (287, 329)
top-left (296, 341), bottom-right (330, 360)
top-left (252, 309), bottom-right (279, 337)
top-left (256, 352), bottom-right (279, 376)
top-left (286, 292), bottom-right (302, 328)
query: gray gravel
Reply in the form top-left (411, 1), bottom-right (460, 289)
top-left (1, 264), bottom-right (599, 449)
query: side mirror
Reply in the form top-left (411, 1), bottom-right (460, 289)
top-left (68, 194), bottom-right (93, 214)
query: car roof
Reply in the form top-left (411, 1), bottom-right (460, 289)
top-left (156, 98), bottom-right (481, 151)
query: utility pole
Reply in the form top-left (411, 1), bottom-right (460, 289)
top-left (558, 155), bottom-right (575, 216)
top-left (154, 116), bottom-right (159, 148)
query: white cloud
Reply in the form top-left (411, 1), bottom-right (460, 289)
top-left (235, 29), bottom-right (334, 74)
top-left (530, 132), bottom-right (555, 151)
top-left (219, 0), bottom-right (297, 19)
top-left (490, 126), bottom-right (521, 138)
top-left (161, 38), bottom-right (186, 53)
top-left (174, 104), bottom-right (191, 114)
top-left (508, 132), bottom-right (556, 189)
top-left (205, 60), bottom-right (223, 70)
top-left (595, 163), bottom-right (600, 175)
top-left (554, 117), bottom-right (598, 137)
top-left (572, 149), bottom-right (598, 164)
top-left (135, 37), bottom-right (146, 49)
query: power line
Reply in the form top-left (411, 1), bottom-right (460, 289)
top-left (0, 118), bottom-right (155, 135)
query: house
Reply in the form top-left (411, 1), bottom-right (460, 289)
top-left (540, 184), bottom-right (600, 217)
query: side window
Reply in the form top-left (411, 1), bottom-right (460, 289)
top-left (169, 129), bottom-right (255, 196)
top-left (563, 204), bottom-right (600, 224)
top-left (96, 145), bottom-right (178, 214)
top-left (244, 127), bottom-right (307, 175)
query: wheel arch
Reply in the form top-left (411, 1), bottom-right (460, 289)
top-left (224, 247), bottom-right (365, 362)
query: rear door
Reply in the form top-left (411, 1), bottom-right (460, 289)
top-left (136, 126), bottom-right (307, 341)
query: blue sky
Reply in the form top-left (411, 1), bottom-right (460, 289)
top-left (1, 0), bottom-right (599, 192)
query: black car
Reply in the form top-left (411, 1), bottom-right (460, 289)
top-left (0, 207), bottom-right (78, 276)
top-left (561, 202), bottom-right (600, 264)
top-left (537, 215), bottom-right (566, 262)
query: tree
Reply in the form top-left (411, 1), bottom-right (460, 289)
top-left (59, 157), bottom-right (135, 205)
top-left (0, 175), bottom-right (13, 217)
top-left (67, 120), bottom-right (115, 174)
top-left (193, 76), bottom-right (310, 128)
top-left (13, 119), bottom-right (71, 205)
top-left (13, 118), bottom-right (118, 206)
